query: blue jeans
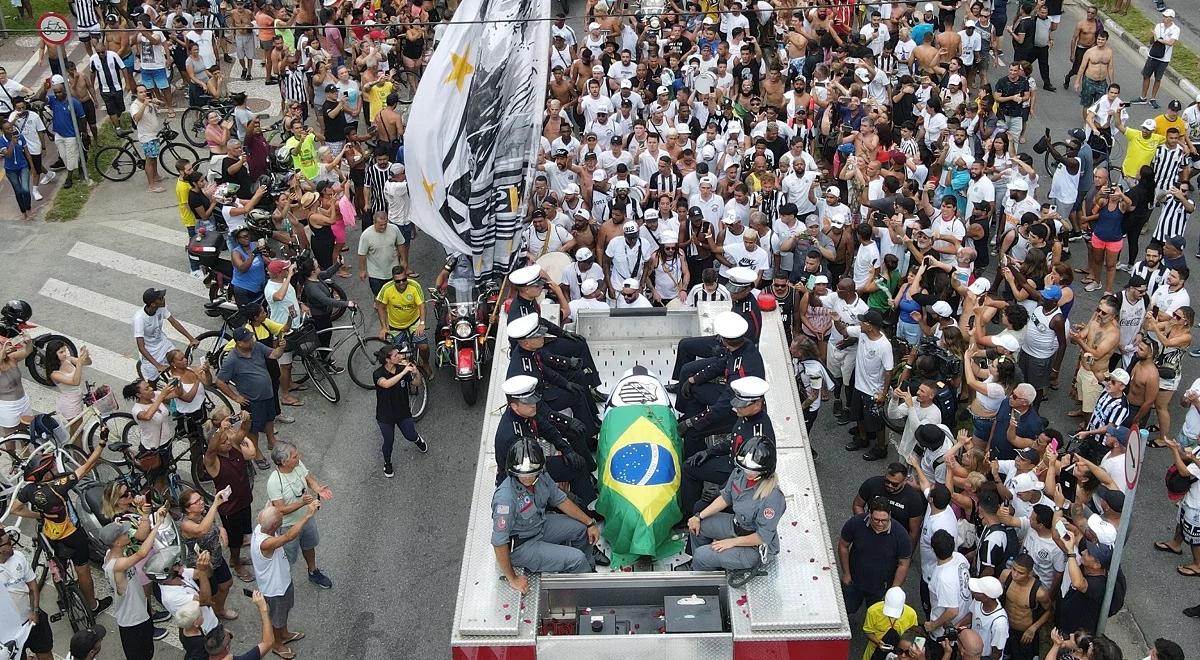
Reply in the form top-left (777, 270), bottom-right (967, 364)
top-left (6, 167), bottom-right (31, 212)
top-left (896, 319), bottom-right (921, 346)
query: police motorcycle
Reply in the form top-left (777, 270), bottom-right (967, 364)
top-left (428, 279), bottom-right (501, 405)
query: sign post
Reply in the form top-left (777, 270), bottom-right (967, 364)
top-left (36, 13), bottom-right (89, 182)
top-left (1096, 425), bottom-right (1145, 636)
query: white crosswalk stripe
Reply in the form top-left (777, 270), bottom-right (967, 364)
top-left (39, 278), bottom-right (207, 340)
top-left (67, 242), bottom-right (210, 299)
top-left (25, 325), bottom-right (139, 382)
top-left (99, 220), bottom-right (189, 247)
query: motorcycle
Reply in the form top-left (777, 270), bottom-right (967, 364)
top-left (187, 224), bottom-right (234, 303)
top-left (429, 282), bottom-right (500, 405)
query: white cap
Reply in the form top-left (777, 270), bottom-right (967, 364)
top-left (592, 64), bottom-right (604, 73)
top-left (968, 278), bottom-right (991, 296)
top-left (614, 179), bottom-right (631, 190)
top-left (968, 576), bottom-right (1003, 599)
top-left (949, 74), bottom-right (963, 86)
top-left (581, 278), bottom-right (599, 296)
top-left (575, 246), bottom-right (595, 261)
top-left (389, 163), bottom-right (406, 175)
top-left (660, 231), bottom-right (679, 245)
top-left (701, 145), bottom-right (716, 160)
top-left (993, 334), bottom-right (1020, 353)
top-left (923, 2), bottom-right (934, 11)
top-left (812, 275), bottom-right (830, 286)
top-left (701, 174), bottom-right (717, 187)
top-left (502, 374), bottom-right (541, 401)
top-left (50, 74), bottom-right (65, 86)
top-left (726, 266), bottom-right (758, 286)
top-left (964, 19), bottom-right (976, 27)
top-left (1163, 8), bottom-right (1176, 17)
top-left (855, 67), bottom-right (870, 82)
top-left (588, 21), bottom-right (600, 30)
top-left (643, 208), bottom-right (660, 221)
top-left (931, 301), bottom-right (954, 317)
top-left (1008, 178), bottom-right (1029, 192)
top-left (721, 214), bottom-right (740, 225)
top-left (622, 220), bottom-right (639, 234)
top-left (621, 277), bottom-right (640, 290)
top-left (509, 264), bottom-right (544, 286)
top-left (573, 207), bottom-right (591, 221)
top-left (828, 212), bottom-right (848, 228)
top-left (620, 79), bottom-right (632, 89)
top-left (1011, 471), bottom-right (1045, 494)
top-left (730, 376), bottom-right (770, 401)
top-left (507, 313), bottom-right (546, 340)
top-left (564, 183), bottom-right (580, 195)
top-left (1088, 514), bottom-right (1118, 545)
top-left (1108, 368), bottom-right (1130, 385)
top-left (882, 587), bottom-right (907, 618)
top-left (825, 186), bottom-right (842, 198)
top-left (728, 122), bottom-right (743, 134)
top-left (714, 311), bottom-right (749, 339)
top-left (657, 85), bottom-right (670, 96)
top-left (593, 168), bottom-right (607, 180)
top-left (1141, 118), bottom-right (1157, 131)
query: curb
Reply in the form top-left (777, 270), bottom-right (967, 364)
top-left (1079, 0), bottom-right (1200, 100)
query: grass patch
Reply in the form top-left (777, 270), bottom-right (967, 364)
top-left (43, 119), bottom-right (125, 222)
top-left (3, 0), bottom-right (72, 33)
top-left (1102, 4), bottom-right (1200, 84)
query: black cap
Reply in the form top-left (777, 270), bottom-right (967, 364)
top-left (324, 83), bottom-right (338, 93)
top-left (69, 625), bottom-right (107, 658)
top-left (616, 163), bottom-right (629, 173)
top-left (1127, 274), bottom-right (1148, 288)
top-left (142, 288), bottom-right (166, 305)
top-left (861, 308), bottom-right (885, 328)
top-left (1168, 99), bottom-right (1183, 111)
top-left (1098, 486), bottom-right (1125, 513)
top-left (780, 203), bottom-right (798, 216)
top-left (688, 206), bottom-right (703, 218)
top-left (611, 135), bottom-right (623, 144)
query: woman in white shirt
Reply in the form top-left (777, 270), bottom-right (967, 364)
top-left (122, 378), bottom-right (178, 462)
top-left (963, 345), bottom-right (1020, 444)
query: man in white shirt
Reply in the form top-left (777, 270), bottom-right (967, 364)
top-left (252, 503), bottom-right (319, 659)
top-left (966, 161), bottom-right (996, 219)
top-left (844, 309), bottom-right (895, 460)
top-left (567, 279), bottom-right (610, 322)
top-left (1, 527), bottom-right (53, 660)
top-left (134, 288), bottom-right (199, 381)
top-left (615, 278), bottom-right (652, 308)
top-left (524, 210), bottom-right (574, 263)
top-left (559, 248), bottom-right (605, 301)
top-left (604, 222), bottom-right (654, 296)
top-left (1136, 10), bottom-right (1181, 109)
top-left (923, 529), bottom-right (971, 636)
top-left (966, 576), bottom-right (1010, 658)
top-left (822, 278), bottom-right (869, 424)
top-left (860, 12), bottom-right (890, 56)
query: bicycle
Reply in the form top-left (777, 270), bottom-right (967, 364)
top-left (284, 321), bottom-right (341, 404)
top-left (2, 384), bottom-right (133, 477)
top-left (9, 524), bottom-right (96, 634)
top-left (307, 306), bottom-right (389, 390)
top-left (105, 430), bottom-right (211, 504)
top-left (337, 324), bottom-right (429, 419)
top-left (179, 97), bottom-right (237, 148)
top-left (94, 125), bottom-right (201, 182)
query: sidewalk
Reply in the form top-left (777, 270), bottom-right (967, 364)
top-left (1088, 0), bottom-right (1200, 100)
top-left (1128, 0), bottom-right (1200, 52)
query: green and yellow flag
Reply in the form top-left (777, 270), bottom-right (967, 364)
top-left (596, 404), bottom-right (685, 568)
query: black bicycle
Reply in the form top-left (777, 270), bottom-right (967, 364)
top-left (94, 126), bottom-right (200, 182)
top-left (8, 517), bottom-right (97, 633)
top-left (179, 97), bottom-right (237, 148)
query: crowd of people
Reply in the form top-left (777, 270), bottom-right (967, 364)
top-left (3, 0), bottom-right (1200, 657)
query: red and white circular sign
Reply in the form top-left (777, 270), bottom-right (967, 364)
top-left (37, 12), bottom-right (73, 47)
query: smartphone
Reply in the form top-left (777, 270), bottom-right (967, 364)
top-left (1048, 204), bottom-right (1057, 214)
top-left (227, 413), bottom-right (242, 425)
top-left (220, 485), bottom-right (233, 499)
top-left (1055, 519), bottom-right (1068, 538)
top-left (242, 587), bottom-right (254, 598)
top-left (914, 636), bottom-right (926, 650)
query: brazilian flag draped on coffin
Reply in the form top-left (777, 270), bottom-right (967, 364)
top-left (596, 373), bottom-right (685, 568)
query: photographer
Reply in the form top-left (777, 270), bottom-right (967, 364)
top-left (0, 308), bottom-right (34, 437)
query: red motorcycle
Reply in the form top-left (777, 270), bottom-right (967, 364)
top-left (429, 282), bottom-right (501, 405)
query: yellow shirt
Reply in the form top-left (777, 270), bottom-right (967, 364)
top-left (375, 279), bottom-right (424, 330)
top-left (861, 601), bottom-right (918, 660)
top-left (1155, 115), bottom-right (1187, 138)
top-left (366, 80), bottom-right (394, 123)
top-left (223, 319), bottom-right (286, 353)
top-left (176, 178), bottom-right (196, 228)
top-left (1122, 126), bottom-right (1166, 178)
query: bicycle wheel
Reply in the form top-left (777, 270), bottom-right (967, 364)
top-left (95, 146), bottom-right (139, 182)
top-left (204, 386), bottom-right (238, 417)
top-left (25, 334), bottom-right (77, 386)
top-left (348, 337), bottom-right (390, 389)
top-left (193, 329), bottom-right (234, 371)
top-left (179, 106), bottom-right (208, 148)
top-left (291, 354), bottom-right (310, 385)
top-left (67, 444), bottom-right (122, 485)
top-left (87, 412), bottom-right (136, 466)
top-left (60, 581), bottom-right (96, 633)
top-left (1042, 141), bottom-right (1069, 176)
top-left (190, 456), bottom-right (215, 501)
top-left (410, 378), bottom-right (428, 420)
top-left (302, 356), bottom-right (341, 403)
top-left (160, 142), bottom-right (201, 176)
top-left (328, 281), bottom-right (349, 322)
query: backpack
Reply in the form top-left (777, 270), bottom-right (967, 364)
top-left (980, 522), bottom-right (1020, 573)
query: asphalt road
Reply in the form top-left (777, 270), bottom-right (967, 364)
top-left (0, 2), bottom-right (1196, 659)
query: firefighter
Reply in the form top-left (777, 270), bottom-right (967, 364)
top-left (674, 312), bottom-right (766, 446)
top-left (670, 266), bottom-right (763, 382)
top-left (506, 314), bottom-right (599, 436)
top-left (679, 376), bottom-right (776, 516)
top-left (687, 435), bottom-right (786, 587)
top-left (491, 438), bottom-right (600, 595)
top-left (506, 265), bottom-right (601, 390)
top-left (493, 375), bottom-right (596, 506)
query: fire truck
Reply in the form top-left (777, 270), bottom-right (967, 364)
top-left (450, 303), bottom-right (851, 659)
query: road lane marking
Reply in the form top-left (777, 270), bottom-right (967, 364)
top-left (67, 242), bottom-right (209, 299)
top-left (100, 220), bottom-right (189, 247)
top-left (39, 278), bottom-right (207, 340)
top-left (24, 324), bottom-right (139, 382)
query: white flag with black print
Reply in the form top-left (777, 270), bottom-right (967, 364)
top-left (405, 0), bottom-right (549, 282)
top-left (0, 588), bottom-right (31, 660)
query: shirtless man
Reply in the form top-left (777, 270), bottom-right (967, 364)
top-left (268, 36), bottom-right (289, 89)
top-left (595, 207), bottom-right (630, 270)
top-left (999, 555), bottom-right (1054, 660)
top-left (934, 25), bottom-right (962, 63)
top-left (296, 0), bottom-right (317, 26)
top-left (762, 68), bottom-right (786, 109)
top-left (1073, 32), bottom-right (1113, 118)
top-left (229, 2), bottom-right (255, 81)
top-left (782, 16), bottom-right (809, 64)
top-left (104, 14), bottom-right (136, 94)
top-left (1125, 332), bottom-right (1161, 428)
top-left (373, 92), bottom-right (405, 149)
top-left (548, 67), bottom-right (575, 109)
top-left (1064, 6), bottom-right (1102, 88)
top-left (1068, 297), bottom-right (1120, 417)
top-left (912, 33), bottom-right (946, 77)
top-left (65, 61), bottom-right (98, 142)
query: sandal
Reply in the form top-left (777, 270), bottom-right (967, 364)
top-left (271, 648), bottom-right (297, 659)
top-left (1177, 566), bottom-right (1200, 577)
top-left (1154, 541), bottom-right (1183, 555)
top-left (218, 609), bottom-right (240, 620)
top-left (254, 458), bottom-right (271, 470)
top-left (236, 568), bottom-right (254, 582)
top-left (1147, 438), bottom-right (1169, 449)
top-left (1066, 409), bottom-right (1088, 418)
top-left (282, 632), bottom-right (306, 644)
top-left (281, 399), bottom-right (304, 407)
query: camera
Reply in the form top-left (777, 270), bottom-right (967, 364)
top-left (1057, 433), bottom-right (1107, 464)
top-left (917, 336), bottom-right (962, 381)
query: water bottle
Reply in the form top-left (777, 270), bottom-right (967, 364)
top-left (1139, 428), bottom-right (1150, 446)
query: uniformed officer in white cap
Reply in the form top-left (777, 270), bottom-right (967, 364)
top-left (604, 220), bottom-right (654, 296)
top-left (506, 315), bottom-right (599, 436)
top-left (507, 263), bottom-right (602, 389)
top-left (679, 375), bottom-right (776, 516)
top-left (615, 277), bottom-right (652, 309)
top-left (670, 266), bottom-right (763, 382)
top-left (493, 375), bottom-right (596, 505)
top-left (559, 247), bottom-right (605, 301)
top-left (491, 438), bottom-right (599, 595)
top-left (687, 435), bottom-right (786, 586)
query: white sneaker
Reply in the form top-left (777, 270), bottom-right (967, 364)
top-left (31, 188), bottom-right (42, 201)
top-left (190, 270), bottom-right (206, 280)
top-left (39, 171), bottom-right (56, 185)
top-left (1116, 263), bottom-right (1130, 272)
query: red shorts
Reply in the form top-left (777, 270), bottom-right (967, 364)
top-left (1091, 234), bottom-right (1124, 253)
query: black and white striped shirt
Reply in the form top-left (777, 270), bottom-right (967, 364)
top-left (1152, 194), bottom-right (1193, 243)
top-left (365, 163), bottom-right (391, 213)
top-left (193, 12), bottom-right (220, 30)
top-left (1131, 260), bottom-right (1168, 298)
top-left (648, 170), bottom-right (682, 198)
top-left (71, 0), bottom-right (99, 29)
top-left (89, 51), bottom-right (124, 94)
top-left (279, 68), bottom-right (309, 105)
top-left (754, 189), bottom-right (785, 225)
top-left (1152, 144), bottom-right (1188, 192)
top-left (685, 283), bottom-right (732, 306)
top-left (1086, 392), bottom-right (1129, 431)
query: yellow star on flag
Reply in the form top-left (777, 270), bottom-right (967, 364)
top-left (422, 176), bottom-right (436, 203)
top-left (444, 46), bottom-right (475, 92)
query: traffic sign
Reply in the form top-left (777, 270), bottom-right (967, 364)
top-left (37, 12), bottom-right (73, 47)
top-left (1125, 424), bottom-right (1144, 490)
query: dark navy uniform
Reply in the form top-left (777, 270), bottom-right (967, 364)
top-left (671, 288), bottom-right (763, 380)
top-left (491, 475), bottom-right (594, 574)
top-left (678, 341), bottom-right (767, 453)
top-left (680, 407), bottom-right (775, 516)
top-left (690, 467), bottom-right (786, 571)
top-left (508, 296), bottom-right (601, 387)
top-left (508, 345), bottom-right (599, 436)
top-left (494, 408), bottom-right (596, 505)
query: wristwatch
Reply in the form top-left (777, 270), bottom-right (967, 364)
top-left (585, 519), bottom-right (597, 528)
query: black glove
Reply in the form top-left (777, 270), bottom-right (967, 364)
top-left (564, 356), bottom-right (583, 369)
top-left (562, 451), bottom-right (587, 472)
top-left (685, 449), bottom-right (709, 467)
top-left (679, 379), bottom-right (694, 399)
top-left (679, 416), bottom-right (696, 432)
top-left (566, 416), bottom-right (588, 438)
